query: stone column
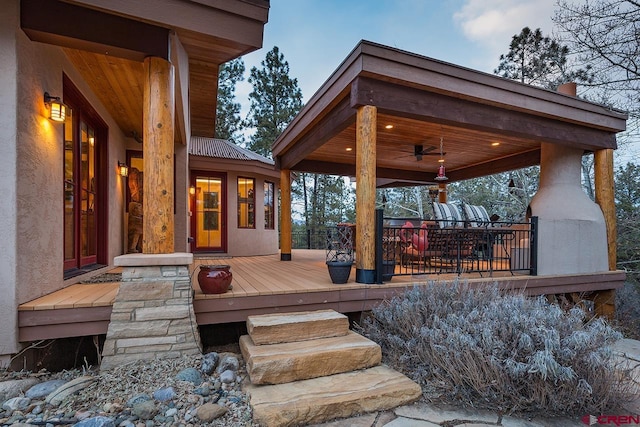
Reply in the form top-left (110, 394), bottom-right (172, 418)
top-left (101, 253), bottom-right (201, 370)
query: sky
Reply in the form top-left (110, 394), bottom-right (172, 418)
top-left (237, 0), bottom-right (557, 105)
top-left (235, 0), bottom-right (636, 164)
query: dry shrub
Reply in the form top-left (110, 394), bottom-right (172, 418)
top-left (357, 281), bottom-right (634, 417)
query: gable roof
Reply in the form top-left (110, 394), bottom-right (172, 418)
top-left (190, 137), bottom-right (275, 166)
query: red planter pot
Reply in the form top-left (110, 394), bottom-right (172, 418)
top-left (198, 265), bottom-right (233, 294)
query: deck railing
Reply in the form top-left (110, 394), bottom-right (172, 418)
top-left (376, 212), bottom-right (537, 281)
top-left (285, 228), bottom-right (329, 249)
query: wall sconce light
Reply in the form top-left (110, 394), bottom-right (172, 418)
top-left (44, 92), bottom-right (66, 122)
top-left (118, 161), bottom-right (129, 177)
top-left (189, 186), bottom-right (196, 195)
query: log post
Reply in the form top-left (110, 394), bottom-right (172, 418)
top-left (280, 169), bottom-right (292, 261)
top-left (355, 105), bottom-right (376, 283)
top-left (594, 148), bottom-right (617, 319)
top-left (143, 56), bottom-right (175, 254)
top-left (594, 148), bottom-right (617, 271)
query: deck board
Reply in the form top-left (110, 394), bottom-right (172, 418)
top-left (17, 250), bottom-right (625, 341)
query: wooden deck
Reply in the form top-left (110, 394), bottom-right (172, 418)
top-left (18, 250), bottom-right (626, 342)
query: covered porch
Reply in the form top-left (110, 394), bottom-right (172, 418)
top-left (272, 41), bottom-right (628, 317)
top-left (18, 249), bottom-right (625, 342)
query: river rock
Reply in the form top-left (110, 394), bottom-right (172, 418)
top-left (216, 355), bottom-right (239, 374)
top-left (74, 415), bottom-right (116, 427)
top-left (0, 378), bottom-right (39, 402)
top-left (2, 396), bottom-right (31, 411)
top-left (126, 393), bottom-right (151, 407)
top-left (219, 370), bottom-right (236, 384)
top-left (25, 379), bottom-right (67, 399)
top-left (152, 387), bottom-right (175, 402)
top-left (175, 368), bottom-right (203, 385)
top-left (195, 403), bottom-right (227, 422)
top-left (131, 400), bottom-right (157, 420)
top-left (201, 352), bottom-right (219, 375)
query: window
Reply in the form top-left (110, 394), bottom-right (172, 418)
top-left (264, 181), bottom-right (274, 229)
top-left (238, 177), bottom-right (255, 228)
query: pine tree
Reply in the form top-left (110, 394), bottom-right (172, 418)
top-left (246, 46), bottom-right (303, 157)
top-left (494, 27), bottom-right (591, 89)
top-left (215, 58), bottom-right (245, 144)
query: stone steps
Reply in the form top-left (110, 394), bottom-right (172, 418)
top-left (240, 330), bottom-right (382, 384)
top-left (246, 365), bottom-right (423, 427)
top-left (241, 310), bottom-right (422, 426)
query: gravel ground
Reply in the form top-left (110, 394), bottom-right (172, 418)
top-left (0, 344), bottom-right (259, 426)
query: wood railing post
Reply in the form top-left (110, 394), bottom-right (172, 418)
top-left (280, 169), bottom-right (292, 261)
top-left (143, 56), bottom-right (175, 254)
top-left (355, 105), bottom-right (377, 283)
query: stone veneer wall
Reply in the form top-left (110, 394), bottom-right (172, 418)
top-left (101, 253), bottom-right (201, 370)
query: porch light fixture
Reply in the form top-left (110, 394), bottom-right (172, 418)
top-left (118, 161), bottom-right (129, 177)
top-left (434, 137), bottom-right (448, 181)
top-left (44, 92), bottom-right (66, 122)
top-left (189, 185), bottom-right (196, 195)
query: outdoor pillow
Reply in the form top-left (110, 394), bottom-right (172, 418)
top-left (463, 204), bottom-right (491, 227)
top-left (432, 202), bottom-right (463, 228)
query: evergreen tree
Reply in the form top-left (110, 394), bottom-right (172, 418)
top-left (246, 46), bottom-right (303, 157)
top-left (215, 58), bottom-right (245, 144)
top-left (494, 27), bottom-right (591, 89)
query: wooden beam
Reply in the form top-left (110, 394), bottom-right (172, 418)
top-left (446, 150), bottom-right (541, 181)
top-left (280, 169), bottom-right (292, 261)
top-left (355, 105), bottom-right (377, 283)
top-left (278, 97), bottom-right (356, 170)
top-left (351, 77), bottom-right (618, 151)
top-left (594, 148), bottom-right (617, 271)
top-left (21, 0), bottom-right (169, 62)
top-left (143, 57), bottom-right (175, 254)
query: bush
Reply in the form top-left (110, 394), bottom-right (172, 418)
top-left (357, 281), bottom-right (634, 416)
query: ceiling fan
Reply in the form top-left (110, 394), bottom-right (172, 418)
top-left (412, 144), bottom-right (445, 161)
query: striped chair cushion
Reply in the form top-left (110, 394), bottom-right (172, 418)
top-left (463, 204), bottom-right (491, 227)
top-left (432, 202), bottom-right (463, 228)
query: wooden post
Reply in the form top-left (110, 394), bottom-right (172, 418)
top-left (280, 169), bottom-right (292, 261)
top-left (594, 148), bottom-right (617, 319)
top-left (594, 148), bottom-right (617, 271)
top-left (143, 56), bottom-right (175, 254)
top-left (355, 105), bottom-right (376, 283)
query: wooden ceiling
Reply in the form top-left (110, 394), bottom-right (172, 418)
top-left (22, 0), bottom-right (269, 141)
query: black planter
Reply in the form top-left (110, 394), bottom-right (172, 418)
top-left (326, 261), bottom-right (352, 284)
top-left (382, 260), bottom-right (395, 282)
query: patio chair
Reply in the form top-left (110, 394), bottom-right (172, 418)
top-left (399, 221), bottom-right (444, 270)
top-left (432, 202), bottom-right (464, 228)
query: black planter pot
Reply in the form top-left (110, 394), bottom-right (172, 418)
top-left (326, 261), bottom-right (353, 284)
top-left (382, 260), bottom-right (395, 282)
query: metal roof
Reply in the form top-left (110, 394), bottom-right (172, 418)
top-left (190, 137), bottom-right (275, 165)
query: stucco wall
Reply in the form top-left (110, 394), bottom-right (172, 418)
top-left (225, 171), bottom-right (279, 256)
top-left (0, 0), bottom-right (20, 360)
top-left (0, 1), bottom-right (131, 359)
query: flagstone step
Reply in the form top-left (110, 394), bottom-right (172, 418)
top-left (246, 309), bottom-right (349, 345)
top-left (240, 330), bottom-right (382, 385)
top-left (245, 365), bottom-right (422, 427)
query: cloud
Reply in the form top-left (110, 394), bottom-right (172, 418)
top-left (453, 0), bottom-right (556, 68)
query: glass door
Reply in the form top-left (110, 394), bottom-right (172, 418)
top-left (63, 76), bottom-right (107, 274)
top-left (192, 173), bottom-right (226, 252)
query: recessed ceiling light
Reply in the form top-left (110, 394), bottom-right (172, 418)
top-left (346, 147), bottom-right (353, 152)
top-left (491, 142), bottom-right (500, 146)
top-left (385, 124), bottom-right (394, 129)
